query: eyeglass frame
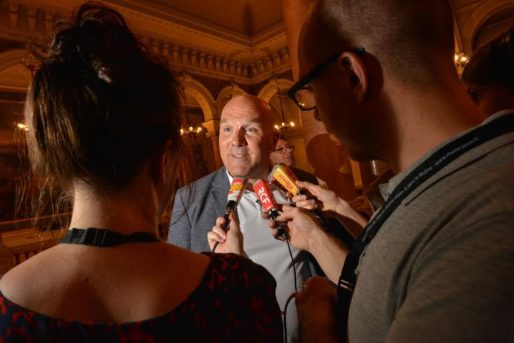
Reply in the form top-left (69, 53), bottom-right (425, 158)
top-left (272, 144), bottom-right (295, 153)
top-left (287, 48), bottom-right (366, 111)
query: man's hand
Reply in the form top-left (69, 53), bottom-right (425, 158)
top-left (296, 276), bottom-right (340, 343)
top-left (293, 181), bottom-right (339, 212)
top-left (270, 205), bottom-right (324, 252)
top-left (294, 180), bottom-right (368, 229)
top-left (207, 211), bottom-right (244, 254)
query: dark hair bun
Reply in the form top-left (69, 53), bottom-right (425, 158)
top-left (50, 3), bottom-right (143, 87)
top-left (26, 2), bottom-right (182, 192)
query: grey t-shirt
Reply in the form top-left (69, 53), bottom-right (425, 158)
top-left (348, 113), bottom-right (514, 342)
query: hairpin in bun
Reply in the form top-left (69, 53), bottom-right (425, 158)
top-left (97, 67), bottom-right (112, 84)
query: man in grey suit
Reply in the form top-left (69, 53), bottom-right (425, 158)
top-left (168, 94), bottom-right (312, 341)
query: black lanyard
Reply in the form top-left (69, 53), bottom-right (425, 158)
top-left (337, 114), bottom-right (514, 316)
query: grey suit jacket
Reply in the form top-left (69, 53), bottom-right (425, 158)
top-left (168, 167), bottom-right (231, 251)
top-left (168, 166), bottom-right (351, 251)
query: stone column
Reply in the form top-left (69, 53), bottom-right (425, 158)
top-left (0, 0), bottom-right (10, 30)
top-left (0, 236), bottom-right (14, 275)
top-left (34, 8), bottom-right (45, 33)
top-left (17, 4), bottom-right (29, 32)
top-left (202, 119), bottom-right (222, 169)
top-left (281, 0), bottom-right (360, 200)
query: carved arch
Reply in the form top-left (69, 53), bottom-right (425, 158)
top-left (178, 74), bottom-right (216, 122)
top-left (257, 78), bottom-right (293, 103)
top-left (462, 0), bottom-right (514, 52)
top-left (0, 49), bottom-right (26, 71)
top-left (0, 49), bottom-right (32, 91)
top-left (216, 84), bottom-right (247, 114)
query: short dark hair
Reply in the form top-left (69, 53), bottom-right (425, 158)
top-left (272, 131), bottom-right (286, 148)
top-left (26, 2), bottom-right (183, 192)
top-left (462, 27), bottom-right (514, 89)
top-left (303, 0), bottom-right (455, 85)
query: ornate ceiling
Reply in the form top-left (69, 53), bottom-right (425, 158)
top-left (1, 0), bottom-right (513, 89)
top-left (0, 0), bottom-right (513, 171)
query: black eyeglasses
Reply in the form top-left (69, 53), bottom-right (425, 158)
top-left (287, 48), bottom-right (366, 111)
top-left (272, 144), bottom-right (295, 153)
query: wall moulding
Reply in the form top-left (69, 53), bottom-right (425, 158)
top-left (460, 0), bottom-right (514, 52)
top-left (0, 0), bottom-right (293, 86)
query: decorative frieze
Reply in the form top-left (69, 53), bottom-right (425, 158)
top-left (0, 0), bottom-right (292, 85)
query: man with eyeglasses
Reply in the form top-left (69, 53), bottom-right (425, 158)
top-left (270, 134), bottom-right (322, 186)
top-left (270, 136), bottom-right (296, 167)
top-left (269, 0), bottom-right (514, 342)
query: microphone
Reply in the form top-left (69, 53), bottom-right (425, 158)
top-left (212, 177), bottom-right (247, 252)
top-left (225, 177), bottom-right (247, 214)
top-left (269, 163), bottom-right (329, 228)
top-left (252, 179), bottom-right (288, 239)
top-left (269, 163), bottom-right (302, 195)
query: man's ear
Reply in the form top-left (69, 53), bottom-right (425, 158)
top-left (337, 51), bottom-right (368, 102)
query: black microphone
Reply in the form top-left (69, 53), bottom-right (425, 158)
top-left (269, 163), bottom-right (329, 228)
top-left (253, 179), bottom-right (288, 240)
top-left (212, 177), bottom-right (247, 252)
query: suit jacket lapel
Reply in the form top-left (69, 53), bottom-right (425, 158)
top-left (210, 167), bottom-right (230, 217)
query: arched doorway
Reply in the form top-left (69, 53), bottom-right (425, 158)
top-left (178, 74), bottom-right (221, 173)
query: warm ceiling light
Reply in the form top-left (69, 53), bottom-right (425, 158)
top-left (454, 52), bottom-right (469, 68)
top-left (16, 123), bottom-right (29, 131)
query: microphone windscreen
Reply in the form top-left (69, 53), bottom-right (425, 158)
top-left (227, 177), bottom-right (247, 203)
top-left (269, 163), bottom-right (301, 195)
top-left (253, 179), bottom-right (279, 212)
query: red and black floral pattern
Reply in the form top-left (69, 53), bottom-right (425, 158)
top-left (0, 253), bottom-right (283, 342)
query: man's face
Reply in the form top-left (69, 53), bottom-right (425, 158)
top-left (298, 50), bottom-right (374, 161)
top-left (298, 55), bottom-right (352, 139)
top-left (219, 99), bottom-right (272, 179)
top-left (270, 139), bottom-right (295, 167)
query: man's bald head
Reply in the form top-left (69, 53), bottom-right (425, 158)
top-left (219, 94), bottom-right (275, 179)
top-left (221, 94), bottom-right (274, 131)
top-left (300, 0), bottom-right (455, 85)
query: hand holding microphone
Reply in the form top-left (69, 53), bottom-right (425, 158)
top-left (294, 180), bottom-right (368, 230)
top-left (252, 179), bottom-right (288, 240)
top-left (210, 177), bottom-right (246, 253)
top-left (208, 211), bottom-right (244, 254)
top-left (269, 164), bottom-right (329, 228)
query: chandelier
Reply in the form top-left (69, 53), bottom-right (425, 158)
top-left (274, 87), bottom-right (296, 132)
top-left (454, 52), bottom-right (470, 73)
top-left (179, 86), bottom-right (204, 136)
top-left (180, 126), bottom-right (204, 136)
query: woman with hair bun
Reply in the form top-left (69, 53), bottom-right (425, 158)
top-left (462, 27), bottom-right (514, 117)
top-left (0, 2), bottom-right (282, 341)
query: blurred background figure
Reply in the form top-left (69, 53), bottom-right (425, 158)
top-left (0, 3), bottom-right (282, 341)
top-left (270, 133), bottom-right (296, 167)
top-left (270, 132), bottom-right (323, 186)
top-left (462, 27), bottom-right (514, 117)
top-left (271, 133), bottom-right (371, 234)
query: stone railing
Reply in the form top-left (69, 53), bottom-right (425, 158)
top-left (0, 227), bottom-right (64, 274)
top-left (3, 228), bottom-right (62, 263)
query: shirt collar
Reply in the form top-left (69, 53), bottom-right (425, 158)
top-left (380, 111), bottom-right (514, 201)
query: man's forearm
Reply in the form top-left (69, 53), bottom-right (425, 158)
top-left (308, 228), bottom-right (348, 283)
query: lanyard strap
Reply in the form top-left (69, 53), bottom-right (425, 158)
top-left (337, 114), bottom-right (514, 302)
